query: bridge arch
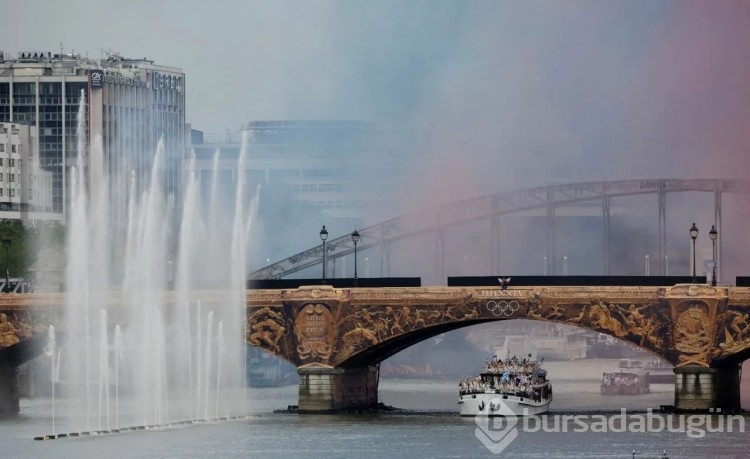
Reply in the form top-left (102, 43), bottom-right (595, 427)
top-left (250, 178), bottom-right (750, 281)
top-left (248, 284), bottom-right (750, 370)
top-left (337, 316), bottom-right (662, 370)
top-left (247, 284), bottom-right (750, 413)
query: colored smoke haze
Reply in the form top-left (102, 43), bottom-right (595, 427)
top-left (2, 1), bottom-right (748, 276)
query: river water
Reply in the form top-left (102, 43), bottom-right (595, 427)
top-left (2, 359), bottom-right (748, 458)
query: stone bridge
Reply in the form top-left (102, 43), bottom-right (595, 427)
top-left (248, 284), bottom-right (750, 413)
top-left (3, 285), bottom-right (750, 414)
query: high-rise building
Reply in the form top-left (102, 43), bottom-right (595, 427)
top-left (191, 120), bottom-right (372, 220)
top-left (0, 121), bottom-right (54, 224)
top-left (189, 120), bottom-right (377, 263)
top-left (0, 50), bottom-right (185, 219)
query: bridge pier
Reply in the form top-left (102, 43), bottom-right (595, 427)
top-left (673, 365), bottom-right (741, 413)
top-left (0, 356), bottom-right (19, 414)
top-left (297, 365), bottom-right (379, 413)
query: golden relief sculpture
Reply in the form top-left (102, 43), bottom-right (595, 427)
top-left (522, 299), bottom-right (666, 356)
top-left (673, 305), bottom-right (711, 353)
top-left (242, 285), bottom-right (750, 369)
top-left (527, 301), bottom-right (586, 323)
top-left (246, 307), bottom-right (287, 354)
top-left (593, 302), bottom-right (665, 352)
top-left (668, 299), bottom-right (720, 367)
top-left (282, 286), bottom-right (347, 302)
top-left (712, 306), bottom-right (750, 359)
top-left (0, 311), bottom-right (48, 348)
top-left (294, 303), bottom-right (334, 362)
top-left (333, 302), bottom-right (481, 364)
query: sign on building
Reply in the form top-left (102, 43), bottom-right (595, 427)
top-left (90, 70), bottom-right (103, 89)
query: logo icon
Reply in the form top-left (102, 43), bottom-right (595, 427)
top-left (474, 397), bottom-right (518, 455)
top-left (90, 70), bottom-right (103, 89)
top-left (486, 300), bottom-right (520, 317)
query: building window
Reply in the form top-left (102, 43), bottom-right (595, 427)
top-left (9, 174), bottom-right (14, 183)
top-left (0, 144), bottom-right (3, 153)
top-left (11, 145), bottom-right (16, 153)
top-left (9, 159), bottom-right (14, 168)
top-left (9, 188), bottom-right (13, 198)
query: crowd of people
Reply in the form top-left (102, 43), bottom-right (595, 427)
top-left (482, 355), bottom-right (539, 375)
top-left (458, 355), bottom-right (551, 402)
top-left (601, 372), bottom-right (641, 386)
top-left (600, 371), bottom-right (649, 395)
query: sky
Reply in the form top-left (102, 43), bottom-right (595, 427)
top-left (4, 1), bottom-right (747, 179)
top-left (3, 0), bottom-right (750, 274)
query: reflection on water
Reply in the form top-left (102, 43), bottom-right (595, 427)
top-left (2, 359), bottom-right (749, 458)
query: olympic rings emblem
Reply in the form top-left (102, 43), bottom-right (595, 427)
top-left (486, 300), bottom-right (520, 317)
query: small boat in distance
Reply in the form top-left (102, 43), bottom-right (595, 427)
top-left (600, 359), bottom-right (650, 395)
top-left (458, 355), bottom-right (552, 416)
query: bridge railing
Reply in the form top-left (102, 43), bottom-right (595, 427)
top-left (249, 178), bottom-right (750, 280)
top-left (0, 278), bottom-right (32, 293)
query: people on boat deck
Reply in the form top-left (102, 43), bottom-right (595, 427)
top-left (482, 355), bottom-right (540, 375)
top-left (601, 373), bottom-right (640, 387)
top-left (458, 355), bottom-right (550, 401)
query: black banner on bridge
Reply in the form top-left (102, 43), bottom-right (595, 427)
top-left (448, 275), bottom-right (706, 287)
top-left (737, 277), bottom-right (750, 287)
top-left (247, 277), bottom-right (421, 289)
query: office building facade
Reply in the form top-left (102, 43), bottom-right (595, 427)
top-left (0, 50), bottom-right (185, 218)
top-left (190, 120), bottom-right (378, 265)
top-left (191, 120), bottom-right (372, 221)
top-left (0, 121), bottom-right (54, 223)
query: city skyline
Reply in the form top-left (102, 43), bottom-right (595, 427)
top-left (2, 2), bottom-right (747, 181)
top-left (2, 0), bottom-right (749, 274)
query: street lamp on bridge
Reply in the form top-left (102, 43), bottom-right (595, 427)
top-left (351, 227), bottom-right (360, 286)
top-left (2, 237), bottom-right (10, 293)
top-left (689, 223), bottom-right (699, 282)
top-left (320, 225), bottom-right (328, 282)
top-left (709, 224), bottom-right (718, 287)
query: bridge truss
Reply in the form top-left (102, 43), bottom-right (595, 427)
top-left (249, 178), bottom-right (750, 281)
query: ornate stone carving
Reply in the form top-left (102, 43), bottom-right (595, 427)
top-left (2, 287), bottom-right (750, 372)
top-left (294, 303), bottom-right (334, 362)
top-left (282, 286), bottom-right (348, 302)
top-left (0, 313), bottom-right (24, 347)
top-left (711, 306), bottom-right (750, 359)
top-left (247, 307), bottom-right (287, 353)
top-left (673, 304), bottom-right (712, 353)
top-left (0, 309), bottom-right (57, 349)
top-left (485, 299), bottom-right (522, 317)
top-left (668, 299), bottom-right (719, 367)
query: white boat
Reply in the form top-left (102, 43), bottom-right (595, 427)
top-left (458, 356), bottom-right (552, 416)
top-left (600, 359), bottom-right (650, 395)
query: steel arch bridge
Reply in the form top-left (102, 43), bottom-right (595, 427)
top-left (249, 178), bottom-right (750, 281)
